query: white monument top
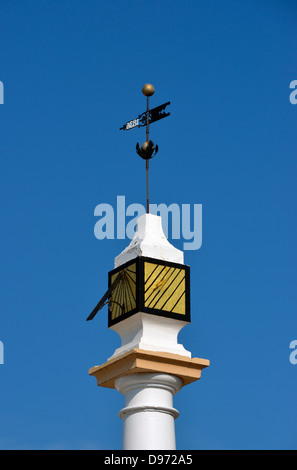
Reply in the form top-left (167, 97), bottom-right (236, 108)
top-left (109, 212), bottom-right (191, 360)
top-left (115, 213), bottom-right (184, 268)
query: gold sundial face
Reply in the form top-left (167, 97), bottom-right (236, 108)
top-left (108, 257), bottom-right (190, 327)
top-left (144, 261), bottom-right (187, 315)
top-left (109, 262), bottom-right (137, 322)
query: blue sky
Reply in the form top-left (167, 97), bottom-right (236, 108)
top-left (0, 0), bottom-right (296, 450)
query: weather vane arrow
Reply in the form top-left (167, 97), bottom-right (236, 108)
top-left (119, 101), bottom-right (170, 131)
top-left (119, 84), bottom-right (170, 214)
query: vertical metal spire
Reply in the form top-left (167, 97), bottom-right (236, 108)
top-left (142, 84), bottom-right (155, 214)
top-left (120, 84), bottom-right (171, 212)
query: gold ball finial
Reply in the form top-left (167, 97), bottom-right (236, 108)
top-left (142, 83), bottom-right (155, 97)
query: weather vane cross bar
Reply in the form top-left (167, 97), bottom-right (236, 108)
top-left (119, 102), bottom-right (170, 131)
top-left (119, 84), bottom-right (170, 214)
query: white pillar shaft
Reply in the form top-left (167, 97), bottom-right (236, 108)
top-left (115, 373), bottom-right (182, 450)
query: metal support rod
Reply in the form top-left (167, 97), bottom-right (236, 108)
top-left (146, 159), bottom-right (149, 214)
top-left (146, 96), bottom-right (149, 142)
top-left (146, 96), bottom-right (150, 213)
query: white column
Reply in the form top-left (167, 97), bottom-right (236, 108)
top-left (115, 373), bottom-right (182, 450)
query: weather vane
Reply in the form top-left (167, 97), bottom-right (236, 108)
top-left (86, 84), bottom-right (171, 322)
top-left (119, 84), bottom-right (170, 213)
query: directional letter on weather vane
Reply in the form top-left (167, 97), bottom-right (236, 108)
top-left (119, 84), bottom-right (170, 214)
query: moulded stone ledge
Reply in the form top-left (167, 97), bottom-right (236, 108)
top-left (89, 348), bottom-right (210, 389)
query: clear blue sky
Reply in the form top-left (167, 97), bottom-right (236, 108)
top-left (0, 0), bottom-right (296, 450)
